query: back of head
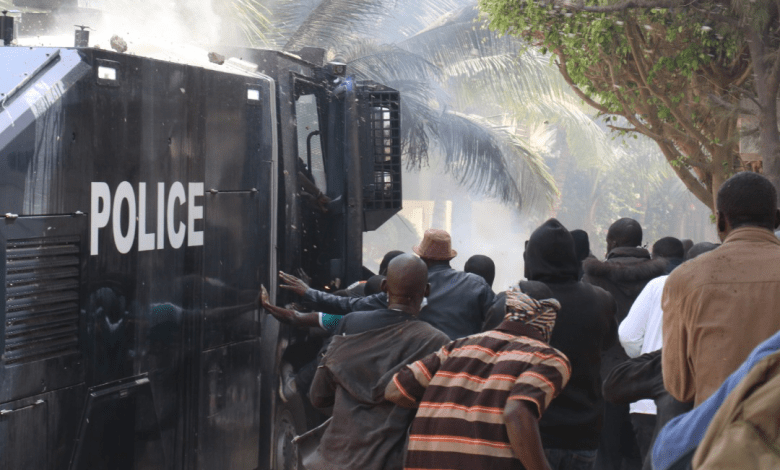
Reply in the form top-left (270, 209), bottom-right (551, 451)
top-left (716, 172), bottom-right (778, 231)
top-left (364, 275), bottom-right (386, 296)
top-left (385, 254), bottom-right (429, 302)
top-left (570, 229), bottom-right (591, 261)
top-left (378, 250), bottom-right (405, 276)
top-left (681, 239), bottom-right (694, 255)
top-left (607, 218), bottom-right (643, 248)
top-left (464, 254), bottom-right (496, 287)
top-left (524, 218), bottom-right (579, 283)
top-left (685, 242), bottom-right (719, 261)
top-left (517, 280), bottom-right (554, 301)
top-left (652, 237), bottom-right (685, 260)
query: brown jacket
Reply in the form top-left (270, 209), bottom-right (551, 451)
top-left (304, 320), bottom-right (449, 470)
top-left (692, 349), bottom-right (780, 469)
top-left (662, 226), bottom-right (780, 406)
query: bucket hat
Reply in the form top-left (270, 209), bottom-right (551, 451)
top-left (413, 229), bottom-right (457, 261)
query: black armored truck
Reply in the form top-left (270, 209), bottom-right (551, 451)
top-left (0, 6), bottom-right (401, 469)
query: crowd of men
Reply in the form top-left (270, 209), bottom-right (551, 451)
top-left (259, 171), bottom-right (780, 470)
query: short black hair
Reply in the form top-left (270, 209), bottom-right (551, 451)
top-left (685, 242), bottom-right (719, 260)
top-left (517, 280), bottom-right (554, 301)
top-left (570, 229), bottom-right (591, 261)
top-left (607, 218), bottom-right (643, 247)
top-left (378, 250), bottom-right (405, 276)
top-left (464, 254), bottom-right (496, 287)
top-left (717, 172), bottom-right (778, 230)
top-left (652, 237), bottom-right (685, 260)
top-left (364, 275), bottom-right (386, 296)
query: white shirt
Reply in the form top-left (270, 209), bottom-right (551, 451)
top-left (618, 275), bottom-right (667, 414)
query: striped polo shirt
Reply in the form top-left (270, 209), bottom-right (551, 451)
top-left (391, 320), bottom-right (571, 469)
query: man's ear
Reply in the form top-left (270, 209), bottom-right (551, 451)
top-left (424, 283), bottom-right (431, 298)
top-left (380, 279), bottom-right (388, 294)
top-left (774, 209), bottom-right (780, 230)
top-left (716, 211), bottom-right (727, 234)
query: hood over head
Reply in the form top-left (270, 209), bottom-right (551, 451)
top-left (524, 218), bottom-right (579, 283)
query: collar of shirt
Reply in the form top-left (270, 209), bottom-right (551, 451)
top-left (495, 320), bottom-right (546, 343)
top-left (427, 264), bottom-right (453, 274)
top-left (723, 226), bottom-right (780, 246)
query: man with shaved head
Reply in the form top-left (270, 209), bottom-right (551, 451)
top-left (299, 254), bottom-right (450, 470)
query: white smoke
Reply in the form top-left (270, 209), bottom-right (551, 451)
top-left (364, 162), bottom-right (535, 292)
top-left (15, 0), bottom-right (242, 67)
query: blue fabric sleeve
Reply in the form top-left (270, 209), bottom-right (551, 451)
top-left (319, 313), bottom-right (342, 333)
top-left (652, 331), bottom-right (780, 470)
top-left (304, 289), bottom-right (388, 315)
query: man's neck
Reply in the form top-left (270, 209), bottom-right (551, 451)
top-left (386, 302), bottom-right (418, 316)
top-left (424, 260), bottom-right (451, 269)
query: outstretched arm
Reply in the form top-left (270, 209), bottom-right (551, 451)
top-left (258, 285), bottom-right (322, 328)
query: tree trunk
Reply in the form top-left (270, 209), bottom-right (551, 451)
top-left (747, 28), bottom-right (780, 205)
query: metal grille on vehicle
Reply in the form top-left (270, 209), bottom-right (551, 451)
top-left (4, 236), bottom-right (80, 365)
top-left (358, 83), bottom-right (402, 231)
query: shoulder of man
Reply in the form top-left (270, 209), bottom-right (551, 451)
top-left (405, 318), bottom-right (451, 343)
top-left (584, 254), bottom-right (667, 284)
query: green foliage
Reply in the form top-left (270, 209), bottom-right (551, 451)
top-left (479, 0), bottom-right (742, 121)
top-left (479, 0), bottom-right (751, 211)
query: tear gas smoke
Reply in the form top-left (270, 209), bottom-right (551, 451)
top-left (15, 0), bottom-right (242, 67)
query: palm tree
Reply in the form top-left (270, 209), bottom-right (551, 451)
top-left (231, 0), bottom-right (619, 214)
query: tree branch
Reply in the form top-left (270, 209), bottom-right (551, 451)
top-left (553, 53), bottom-right (613, 114)
top-left (559, 0), bottom-right (679, 13)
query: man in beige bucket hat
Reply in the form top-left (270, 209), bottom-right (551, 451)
top-left (275, 229), bottom-right (495, 339)
top-left (410, 229), bottom-right (495, 339)
top-left (412, 228), bottom-right (458, 261)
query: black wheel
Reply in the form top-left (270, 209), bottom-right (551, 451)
top-left (273, 404), bottom-right (304, 470)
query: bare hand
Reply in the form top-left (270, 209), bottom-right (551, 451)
top-left (258, 284), bottom-right (297, 324)
top-left (296, 268), bottom-right (312, 287)
top-left (279, 271), bottom-right (309, 296)
top-left (260, 285), bottom-right (270, 305)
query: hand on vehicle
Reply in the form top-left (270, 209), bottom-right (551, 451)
top-left (258, 284), bottom-right (297, 324)
top-left (296, 268), bottom-right (312, 287)
top-left (279, 271), bottom-right (309, 296)
top-left (258, 284), bottom-right (322, 329)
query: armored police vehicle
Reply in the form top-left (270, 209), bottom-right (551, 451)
top-left (0, 5), bottom-right (401, 469)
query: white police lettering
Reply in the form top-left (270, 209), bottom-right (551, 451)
top-left (167, 182), bottom-right (186, 249)
top-left (90, 181), bottom-right (205, 255)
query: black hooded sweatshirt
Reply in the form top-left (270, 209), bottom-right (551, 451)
top-left (524, 218), bottom-right (618, 450)
top-left (582, 246), bottom-right (667, 376)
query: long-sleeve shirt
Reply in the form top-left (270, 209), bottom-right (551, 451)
top-left (662, 226), bottom-right (780, 406)
top-left (619, 275), bottom-right (666, 414)
top-left (386, 321), bottom-right (570, 470)
top-left (305, 264), bottom-right (496, 339)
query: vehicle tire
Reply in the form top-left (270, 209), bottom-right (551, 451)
top-left (272, 401), bottom-right (306, 470)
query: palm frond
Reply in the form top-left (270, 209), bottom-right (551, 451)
top-left (231, 0), bottom-right (276, 47)
top-left (435, 111), bottom-right (558, 212)
top-left (366, 0), bottom-right (473, 43)
top-left (283, 0), bottom-right (388, 52)
top-left (400, 6), bottom-right (521, 67)
top-left (340, 43), bottom-right (442, 83)
top-left (396, 7), bottom-right (619, 169)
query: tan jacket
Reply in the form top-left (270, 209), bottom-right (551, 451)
top-left (662, 226), bottom-right (780, 406)
top-left (693, 350), bottom-right (780, 469)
